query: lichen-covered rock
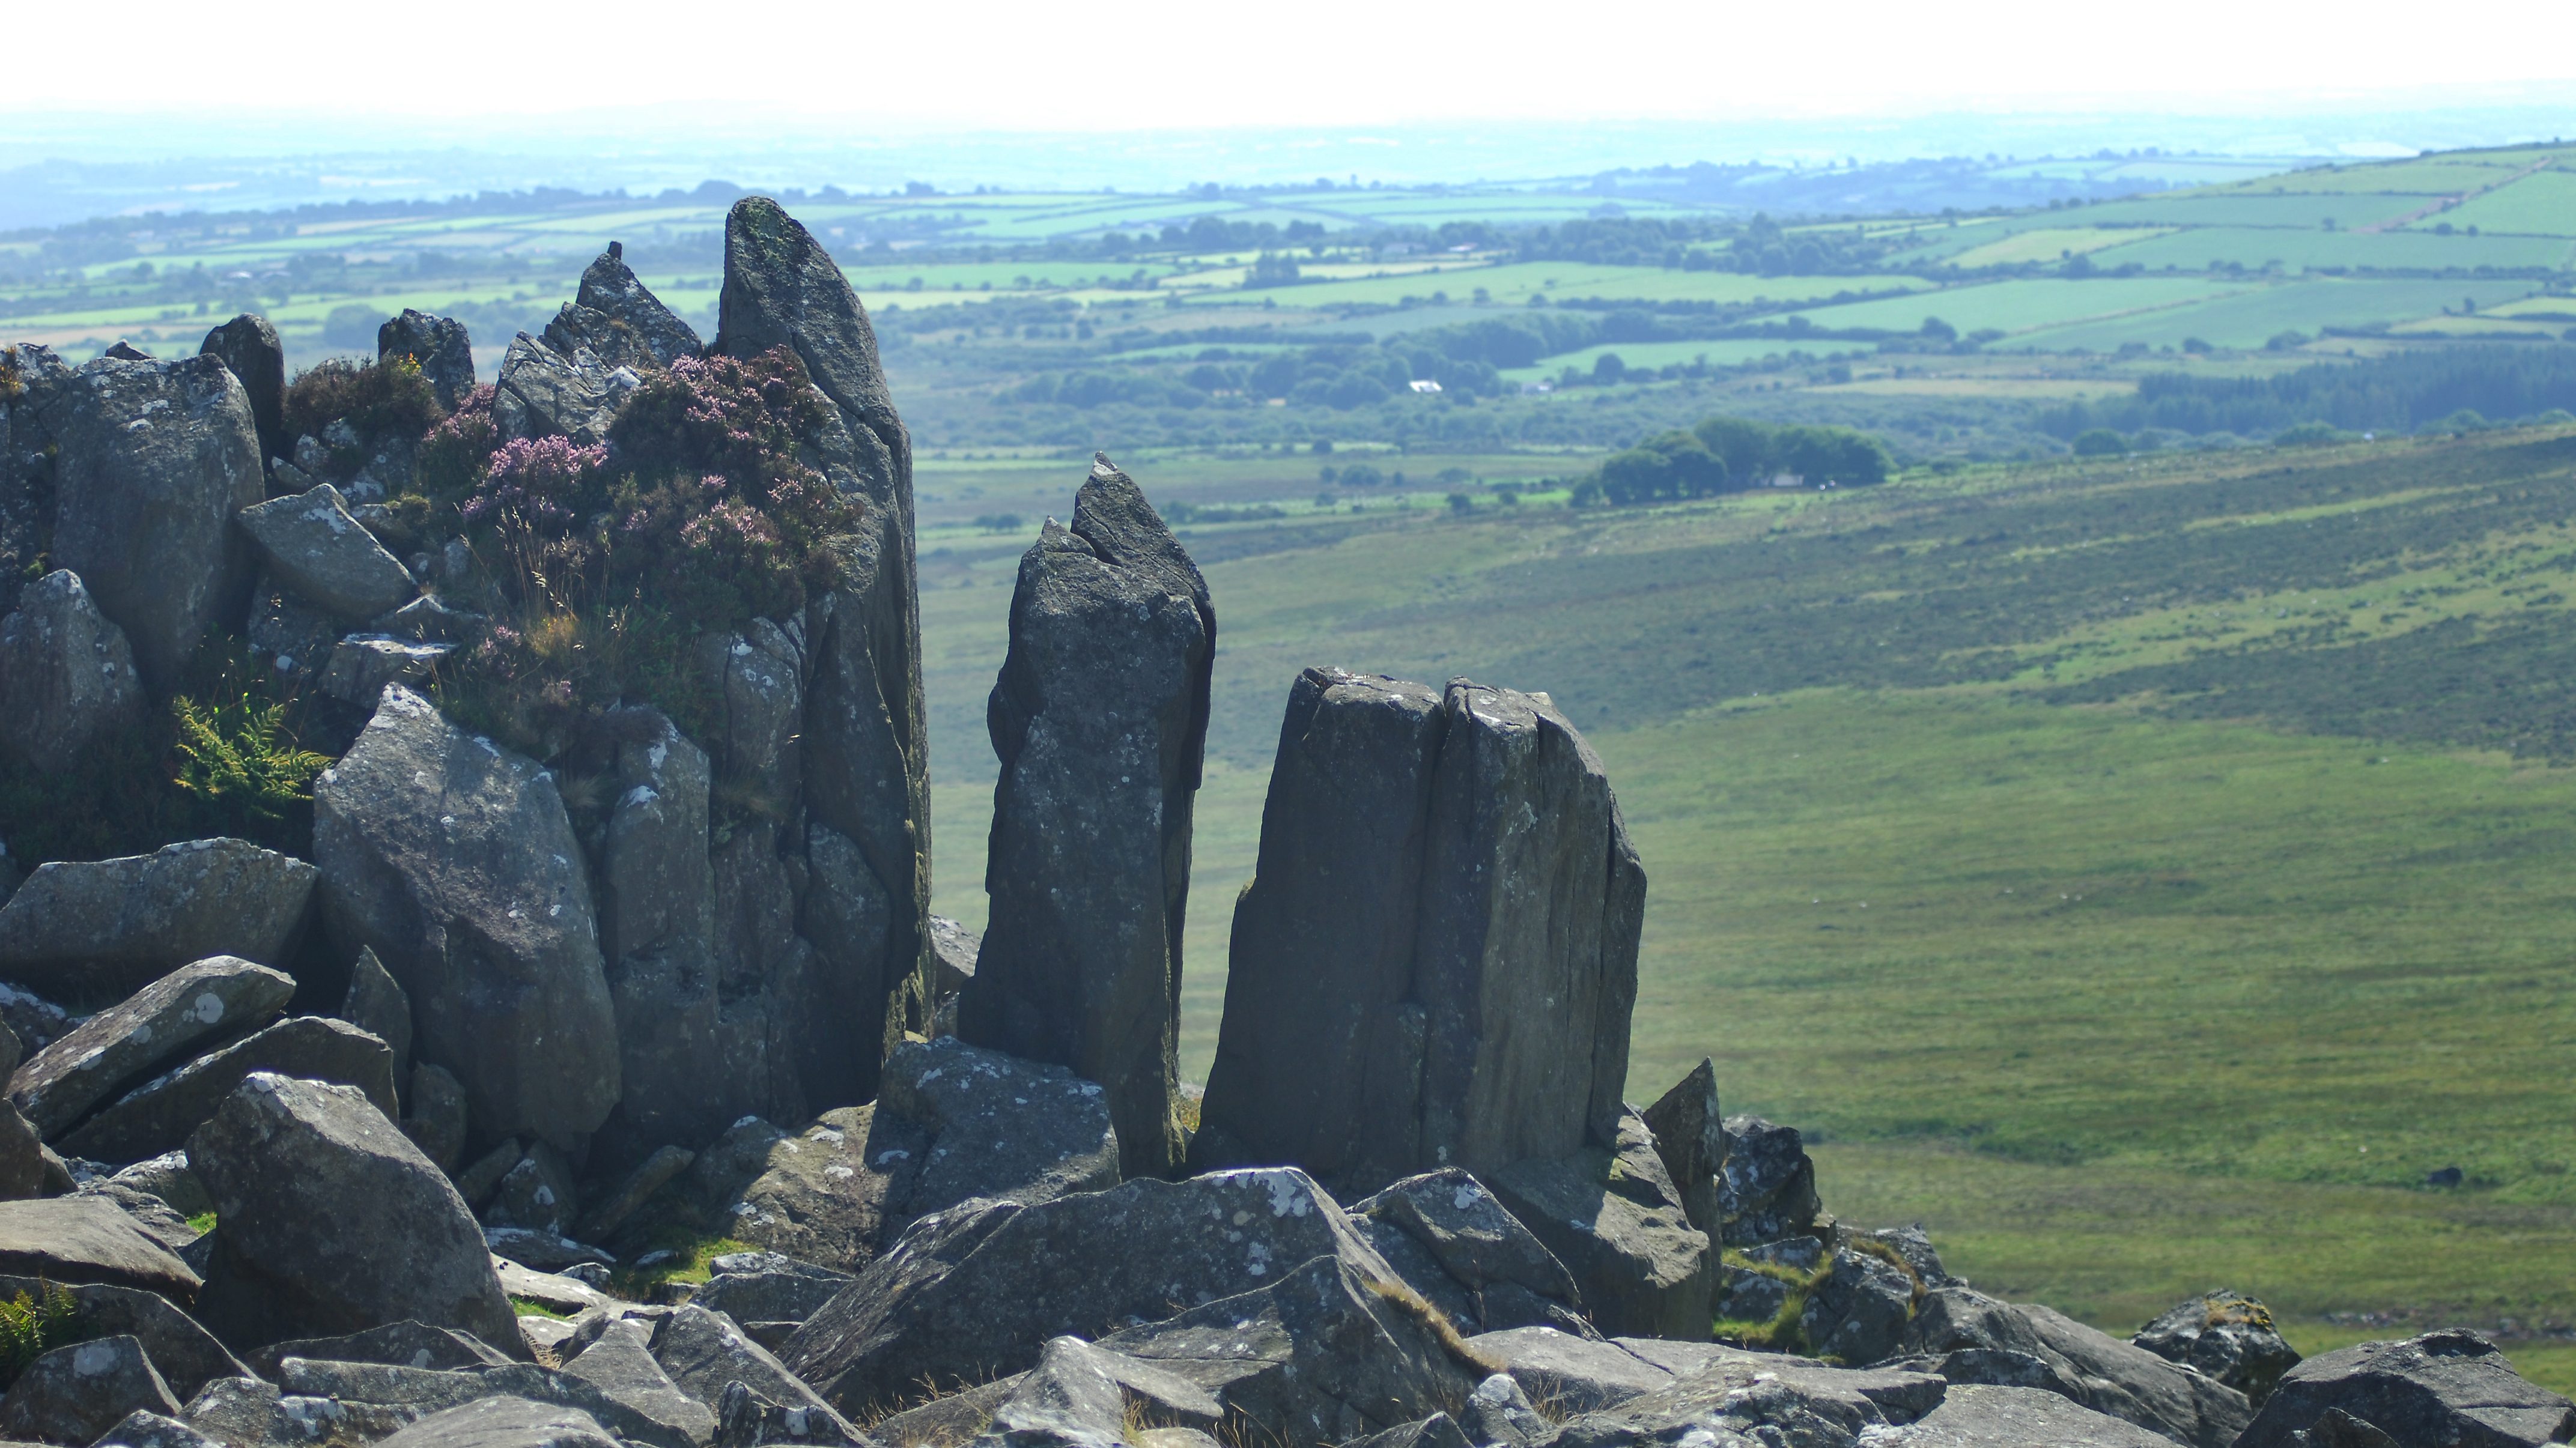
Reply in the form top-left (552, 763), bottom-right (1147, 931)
top-left (1533, 1349), bottom-right (1945, 1448)
top-left (379, 311), bottom-right (477, 410)
top-left (0, 568), bottom-right (143, 771)
top-left (0, 1273), bottom-right (251, 1400)
top-left (693, 1252), bottom-right (854, 1327)
top-left (314, 686), bottom-right (619, 1150)
top-left (1196, 668), bottom-right (1644, 1192)
top-left (318, 635), bottom-right (452, 707)
top-left (46, 354), bottom-right (265, 690)
top-left (971, 1334), bottom-right (1224, 1448)
top-left (1886, 1383), bottom-right (2175, 1446)
top-left (2235, 1330), bottom-right (2575, 1448)
top-left (1486, 1112), bottom-right (1713, 1341)
top-left (248, 1319), bottom-right (511, 1379)
top-left (1799, 1246), bottom-right (1918, 1366)
top-left (1897, 1286), bottom-right (2251, 1448)
top-left (652, 1305), bottom-right (858, 1437)
top-left (562, 1318), bottom-right (717, 1448)
top-left (188, 1072), bottom-right (520, 1357)
top-left (2131, 1289), bottom-right (2301, 1405)
top-left (91, 1408), bottom-right (226, 1448)
top-left (0, 1334), bottom-right (181, 1446)
top-left (485, 1141), bottom-right (580, 1236)
top-left (492, 333), bottom-right (627, 445)
top-left (62, 1015), bottom-right (399, 1164)
top-left (1464, 1327), bottom-right (1692, 1414)
top-left (0, 838), bottom-right (317, 998)
top-left (8, 955), bottom-right (294, 1138)
top-left (1719, 1114), bottom-right (1821, 1247)
top-left (343, 945), bottom-right (415, 1089)
top-left (237, 482), bottom-right (418, 623)
top-left (876, 1034), bottom-right (1120, 1222)
top-left (959, 457), bottom-right (1212, 1180)
top-left (785, 1168), bottom-right (1397, 1416)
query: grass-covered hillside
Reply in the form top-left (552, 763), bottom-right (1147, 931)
top-left (920, 420), bottom-right (2576, 1387)
top-left (7, 143), bottom-right (2574, 462)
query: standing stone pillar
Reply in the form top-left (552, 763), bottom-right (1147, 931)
top-left (1196, 668), bottom-right (1645, 1193)
top-left (958, 455), bottom-right (1214, 1178)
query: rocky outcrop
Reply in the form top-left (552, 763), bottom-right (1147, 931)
top-left (0, 1195), bottom-right (202, 1296)
top-left (784, 1168), bottom-right (1394, 1414)
top-left (236, 482), bottom-right (419, 624)
top-left (1889, 1383), bottom-right (2177, 1446)
top-left (1196, 668), bottom-right (1644, 1192)
top-left (314, 686), bottom-right (619, 1150)
top-left (959, 456), bottom-right (1212, 1179)
top-left (46, 354), bottom-right (264, 691)
top-left (1526, 1348), bottom-right (1946, 1448)
top-left (0, 1273), bottom-right (249, 1400)
top-left (0, 838), bottom-right (317, 999)
top-left (0, 1334), bottom-right (183, 1447)
top-left (187, 1072), bottom-right (522, 1357)
top-left (379, 311), bottom-right (477, 410)
top-left (199, 314), bottom-right (287, 470)
top-left (1719, 1114), bottom-right (1823, 1247)
top-left (2131, 1289), bottom-right (2300, 1405)
top-left (8, 954), bottom-right (295, 1137)
top-left (493, 333), bottom-right (628, 445)
top-left (552, 244), bottom-right (703, 370)
top-left (0, 568), bottom-right (143, 771)
top-left (716, 197), bottom-right (932, 1115)
top-left (1346, 1168), bottom-right (1588, 1337)
top-left (1895, 1286), bottom-right (2251, 1448)
top-left (1486, 1111), bottom-right (1714, 1341)
top-left (1640, 1059), bottom-right (1724, 1237)
top-left (2236, 1330), bottom-right (2575, 1448)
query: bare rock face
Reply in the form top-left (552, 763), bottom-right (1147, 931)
top-left (785, 1168), bottom-right (1392, 1416)
top-left (235, 482), bottom-right (418, 624)
top-left (189, 1072), bottom-right (521, 1357)
top-left (199, 314), bottom-right (287, 470)
top-left (7, 954), bottom-right (295, 1137)
top-left (0, 568), bottom-right (143, 771)
top-left (313, 686), bottom-right (619, 1150)
top-left (0, 838), bottom-right (317, 999)
top-left (719, 196), bottom-right (934, 1106)
top-left (378, 311), bottom-right (477, 410)
top-left (47, 354), bottom-right (265, 691)
top-left (959, 456), bottom-right (1212, 1179)
top-left (1195, 668), bottom-right (1645, 1191)
top-left (1485, 1111), bottom-right (1715, 1341)
top-left (2235, 1330), bottom-right (2572, 1448)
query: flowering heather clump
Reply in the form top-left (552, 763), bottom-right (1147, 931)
top-left (414, 384), bottom-right (500, 504)
top-left (466, 435), bottom-right (610, 529)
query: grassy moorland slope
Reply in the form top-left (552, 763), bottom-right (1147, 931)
top-left (925, 423), bottom-right (2576, 1383)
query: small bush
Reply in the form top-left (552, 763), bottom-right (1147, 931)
top-left (2072, 428), bottom-right (2130, 457)
top-left (282, 355), bottom-right (444, 456)
top-left (0, 1283), bottom-right (82, 1390)
top-left (171, 692), bottom-right (332, 833)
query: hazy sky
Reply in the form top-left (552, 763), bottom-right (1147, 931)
top-left (14, 0), bottom-right (2573, 129)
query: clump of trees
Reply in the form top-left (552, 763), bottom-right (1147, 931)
top-left (1575, 416), bottom-right (1895, 505)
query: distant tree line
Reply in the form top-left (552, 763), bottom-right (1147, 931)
top-left (1574, 416), bottom-right (1897, 505)
top-left (2038, 345), bottom-right (2576, 441)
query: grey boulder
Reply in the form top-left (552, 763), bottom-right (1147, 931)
top-left (1886, 1383), bottom-right (2176, 1446)
top-left (371, 1396), bottom-right (620, 1448)
top-left (1096, 1253), bottom-right (1485, 1447)
top-left (1638, 1059), bottom-right (1722, 1237)
top-left (1798, 1246), bottom-right (1919, 1366)
top-left (1486, 1111), bottom-right (1713, 1341)
top-left (199, 314), bottom-right (287, 468)
top-left (8, 954), bottom-right (294, 1137)
top-left (318, 636), bottom-right (452, 708)
top-left (2235, 1330), bottom-right (2576, 1448)
top-left (314, 686), bottom-right (619, 1150)
top-left (971, 1334), bottom-right (1223, 1448)
top-left (566, 245), bottom-right (702, 368)
top-left (62, 1014), bottom-right (399, 1164)
top-left (959, 456), bottom-right (1212, 1180)
top-left (237, 483), bottom-right (419, 623)
top-left (1897, 1287), bottom-right (2250, 1448)
top-left (0, 568), bottom-right (142, 771)
top-left (693, 1253), bottom-right (854, 1327)
top-left (1348, 1168), bottom-right (1588, 1336)
top-left (785, 1166), bottom-right (1398, 1416)
top-left (0, 1271), bottom-right (250, 1399)
top-left (187, 1072), bottom-right (521, 1357)
top-left (0, 838), bottom-right (317, 998)
top-left (651, 1305), bottom-right (858, 1437)
top-left (344, 944), bottom-right (416, 1089)
top-left (1465, 1327), bottom-right (1695, 1414)
top-left (2131, 1289), bottom-right (2300, 1404)
top-left (91, 1408), bottom-right (226, 1448)
top-left (0, 1334), bottom-right (181, 1446)
top-left (379, 311), bottom-right (477, 410)
top-left (1531, 1346), bottom-right (1945, 1448)
top-left (250, 1319), bottom-right (512, 1378)
top-left (876, 1034), bottom-right (1120, 1222)
top-left (47, 353), bottom-right (264, 691)
top-left (1719, 1114), bottom-right (1821, 1247)
top-left (492, 333), bottom-right (624, 446)
top-left (563, 1318), bottom-right (717, 1448)
top-left (0, 1194), bottom-right (202, 1296)
top-left (1196, 669), bottom-right (1643, 1193)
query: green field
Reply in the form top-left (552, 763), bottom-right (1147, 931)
top-left (918, 424), bottom-right (2576, 1386)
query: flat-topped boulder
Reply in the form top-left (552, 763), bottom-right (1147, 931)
top-left (0, 838), bottom-right (315, 999)
top-left (236, 482), bottom-right (419, 623)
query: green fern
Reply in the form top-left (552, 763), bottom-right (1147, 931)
top-left (0, 1282), bottom-right (83, 1389)
top-left (171, 694), bottom-right (330, 828)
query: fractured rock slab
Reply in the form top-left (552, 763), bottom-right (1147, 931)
top-left (0, 838), bottom-right (317, 999)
